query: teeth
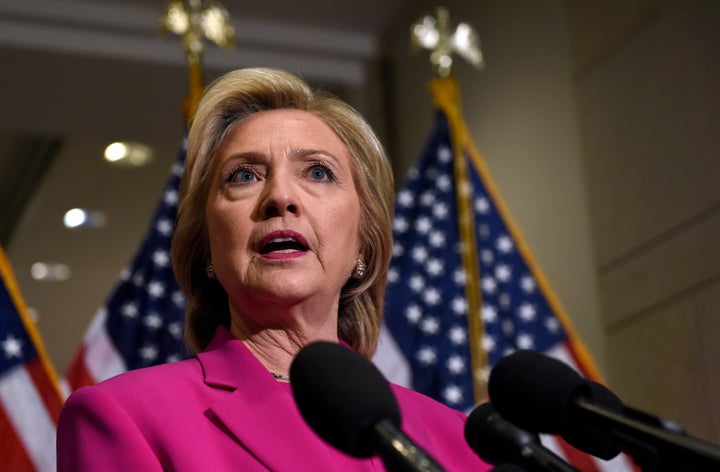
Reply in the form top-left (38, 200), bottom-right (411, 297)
top-left (270, 237), bottom-right (296, 243)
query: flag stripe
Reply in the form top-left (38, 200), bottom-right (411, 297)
top-left (65, 346), bottom-right (95, 392)
top-left (0, 365), bottom-right (57, 472)
top-left (26, 359), bottom-right (63, 420)
top-left (0, 405), bottom-right (35, 472)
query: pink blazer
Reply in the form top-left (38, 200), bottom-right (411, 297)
top-left (57, 327), bottom-right (491, 471)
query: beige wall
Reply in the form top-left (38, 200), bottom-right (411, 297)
top-left (570, 0), bottom-right (720, 442)
top-left (387, 0), bottom-right (719, 443)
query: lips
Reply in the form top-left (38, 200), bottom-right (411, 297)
top-left (257, 230), bottom-right (309, 255)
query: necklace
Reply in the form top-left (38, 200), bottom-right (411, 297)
top-left (270, 371), bottom-right (291, 382)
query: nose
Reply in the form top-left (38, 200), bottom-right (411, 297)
top-left (257, 172), bottom-right (299, 219)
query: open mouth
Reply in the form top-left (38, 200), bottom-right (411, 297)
top-left (258, 236), bottom-right (308, 255)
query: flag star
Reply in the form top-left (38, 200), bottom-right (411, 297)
top-left (451, 296), bottom-right (467, 315)
top-left (147, 280), bottom-right (166, 298)
top-left (448, 326), bottom-right (467, 344)
top-left (393, 216), bottom-right (409, 233)
top-left (121, 302), bottom-right (139, 318)
top-left (392, 243), bottom-right (405, 257)
top-left (518, 303), bottom-right (537, 321)
top-left (416, 346), bottom-right (437, 365)
top-left (426, 258), bottom-right (444, 276)
top-left (420, 191), bottom-right (435, 206)
top-left (446, 355), bottom-right (465, 374)
top-left (481, 276), bottom-right (497, 294)
top-left (496, 235), bottom-right (514, 253)
top-left (139, 345), bottom-right (159, 363)
top-left (442, 385), bottom-right (464, 405)
top-left (520, 275), bottom-right (536, 293)
top-left (458, 181), bottom-right (471, 197)
top-left (428, 230), bottom-right (446, 248)
top-left (420, 317), bottom-right (440, 335)
top-left (545, 317), bottom-right (560, 333)
top-left (172, 161), bottom-right (184, 177)
top-left (168, 321), bottom-right (183, 339)
top-left (516, 333), bottom-right (535, 349)
top-left (502, 320), bottom-right (515, 336)
top-left (414, 217), bottom-right (433, 234)
top-left (499, 293), bottom-right (511, 310)
top-left (438, 146), bottom-right (452, 163)
top-left (478, 224), bottom-right (491, 239)
top-left (152, 250), bottom-right (170, 268)
top-left (132, 272), bottom-right (145, 286)
top-left (397, 189), bottom-right (413, 207)
top-left (166, 354), bottom-right (182, 363)
top-left (164, 189), bottom-right (178, 206)
top-left (423, 287), bottom-right (441, 305)
top-left (453, 269), bottom-right (466, 285)
top-left (411, 246), bottom-right (429, 263)
top-left (432, 202), bottom-right (449, 219)
top-left (143, 312), bottom-right (163, 330)
top-left (407, 167), bottom-right (420, 181)
top-left (482, 304), bottom-right (498, 323)
top-left (387, 267), bottom-right (399, 283)
top-left (172, 290), bottom-right (186, 307)
top-left (405, 305), bottom-right (422, 324)
top-left (119, 267), bottom-right (131, 281)
top-left (495, 264), bottom-right (512, 283)
top-left (436, 174), bottom-right (452, 191)
top-left (475, 197), bottom-right (490, 214)
top-left (481, 249), bottom-right (494, 264)
top-left (2, 335), bottom-right (23, 359)
top-left (482, 334), bottom-right (496, 352)
top-left (409, 275), bottom-right (425, 293)
top-left (156, 218), bottom-right (173, 237)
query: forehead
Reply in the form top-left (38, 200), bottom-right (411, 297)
top-left (221, 108), bottom-right (346, 152)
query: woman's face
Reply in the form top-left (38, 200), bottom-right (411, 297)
top-left (205, 109), bottom-right (361, 322)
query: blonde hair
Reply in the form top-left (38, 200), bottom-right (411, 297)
top-left (171, 68), bottom-right (394, 358)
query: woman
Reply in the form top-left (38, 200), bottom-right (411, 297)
top-left (57, 67), bottom-right (490, 471)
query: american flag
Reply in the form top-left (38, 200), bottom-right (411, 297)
top-left (0, 246), bottom-right (64, 471)
top-left (375, 102), bottom-right (636, 471)
top-left (65, 142), bottom-right (190, 392)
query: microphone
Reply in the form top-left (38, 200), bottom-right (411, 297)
top-left (465, 402), bottom-right (578, 472)
top-left (488, 350), bottom-right (720, 471)
top-left (290, 341), bottom-right (445, 472)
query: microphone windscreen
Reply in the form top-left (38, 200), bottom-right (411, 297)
top-left (488, 350), bottom-right (585, 433)
top-left (464, 402), bottom-right (539, 466)
top-left (290, 341), bottom-right (400, 457)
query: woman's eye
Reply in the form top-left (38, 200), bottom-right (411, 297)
top-left (227, 168), bottom-right (257, 183)
top-left (309, 164), bottom-right (333, 181)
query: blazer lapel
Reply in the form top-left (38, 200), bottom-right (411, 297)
top-left (198, 328), bottom-right (337, 471)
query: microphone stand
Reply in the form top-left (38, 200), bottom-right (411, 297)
top-left (575, 398), bottom-right (720, 471)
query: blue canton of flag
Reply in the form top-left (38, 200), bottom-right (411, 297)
top-left (384, 111), bottom-right (567, 413)
top-left (66, 142), bottom-right (190, 390)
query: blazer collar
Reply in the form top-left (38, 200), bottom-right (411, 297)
top-left (197, 327), bottom-right (368, 471)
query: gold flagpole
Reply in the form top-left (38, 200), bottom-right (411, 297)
top-left (411, 7), bottom-right (488, 402)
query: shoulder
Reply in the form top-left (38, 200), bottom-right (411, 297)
top-left (64, 358), bottom-right (202, 413)
top-left (390, 383), bottom-right (466, 422)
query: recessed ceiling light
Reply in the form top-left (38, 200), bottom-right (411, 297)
top-left (104, 141), bottom-right (154, 166)
top-left (63, 208), bottom-right (106, 229)
top-left (31, 262), bottom-right (71, 282)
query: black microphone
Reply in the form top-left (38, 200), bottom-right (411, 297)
top-left (290, 341), bottom-right (445, 472)
top-left (488, 350), bottom-right (720, 471)
top-left (465, 402), bottom-right (578, 472)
